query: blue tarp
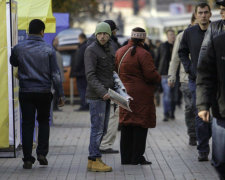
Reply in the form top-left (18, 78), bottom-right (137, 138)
top-left (43, 13), bottom-right (70, 46)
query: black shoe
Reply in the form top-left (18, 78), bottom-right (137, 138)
top-left (198, 152), bottom-right (208, 161)
top-left (131, 156), bottom-right (152, 165)
top-left (22, 156), bottom-right (35, 169)
top-left (169, 113), bottom-right (175, 120)
top-left (163, 117), bottom-right (168, 122)
top-left (23, 161), bottom-right (33, 169)
top-left (37, 155), bottom-right (48, 165)
top-left (189, 137), bottom-right (197, 146)
top-left (140, 160), bottom-right (152, 165)
top-left (100, 148), bottom-right (119, 154)
top-left (131, 160), bottom-right (152, 165)
top-left (121, 161), bottom-right (131, 165)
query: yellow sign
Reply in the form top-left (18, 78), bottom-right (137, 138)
top-left (0, 0), bottom-right (9, 148)
top-left (17, 0), bottom-right (56, 33)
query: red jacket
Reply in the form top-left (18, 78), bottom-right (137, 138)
top-left (115, 40), bottom-right (161, 128)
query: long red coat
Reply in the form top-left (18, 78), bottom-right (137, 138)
top-left (115, 40), bottom-right (161, 128)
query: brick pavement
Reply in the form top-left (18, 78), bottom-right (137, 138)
top-left (0, 104), bottom-right (220, 180)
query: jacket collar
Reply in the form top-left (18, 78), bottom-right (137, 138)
top-left (27, 34), bottom-right (44, 41)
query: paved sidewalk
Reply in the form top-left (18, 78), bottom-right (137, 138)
top-left (0, 105), bottom-right (219, 180)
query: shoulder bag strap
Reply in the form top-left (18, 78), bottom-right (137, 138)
top-left (118, 47), bottom-right (133, 74)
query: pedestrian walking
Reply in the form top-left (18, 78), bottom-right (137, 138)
top-left (178, 2), bottom-right (212, 161)
top-left (155, 29), bottom-right (176, 121)
top-left (197, 0), bottom-right (225, 178)
top-left (10, 19), bottom-right (64, 169)
top-left (196, 31), bottom-right (225, 180)
top-left (168, 13), bottom-right (197, 146)
top-left (85, 22), bottom-right (115, 172)
top-left (115, 27), bottom-right (161, 165)
top-left (198, 0), bottom-right (225, 65)
top-left (52, 36), bottom-right (65, 111)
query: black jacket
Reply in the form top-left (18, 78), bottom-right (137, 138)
top-left (155, 41), bottom-right (173, 75)
top-left (84, 40), bottom-right (115, 99)
top-left (70, 41), bottom-right (87, 77)
top-left (198, 20), bottom-right (225, 65)
top-left (196, 32), bottom-right (225, 119)
top-left (178, 24), bottom-right (206, 81)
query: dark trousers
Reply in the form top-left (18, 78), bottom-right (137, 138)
top-left (188, 79), bottom-right (211, 153)
top-left (76, 76), bottom-right (88, 109)
top-left (180, 83), bottom-right (196, 138)
top-left (120, 125), bottom-right (148, 164)
top-left (19, 92), bottom-right (53, 161)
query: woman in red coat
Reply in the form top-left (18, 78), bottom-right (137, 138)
top-left (115, 27), bottom-right (161, 165)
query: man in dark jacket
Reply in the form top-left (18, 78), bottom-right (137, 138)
top-left (155, 29), bottom-right (176, 121)
top-left (196, 32), bottom-right (225, 180)
top-left (198, 0), bottom-right (225, 66)
top-left (10, 19), bottom-right (64, 169)
top-left (178, 2), bottom-right (212, 161)
top-left (85, 22), bottom-right (115, 172)
top-left (86, 19), bottom-right (120, 153)
top-left (197, 1), bottom-right (225, 178)
top-left (72, 33), bottom-right (89, 111)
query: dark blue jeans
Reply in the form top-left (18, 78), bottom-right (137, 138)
top-left (87, 99), bottom-right (111, 159)
top-left (211, 118), bottom-right (225, 179)
top-left (188, 79), bottom-right (211, 153)
top-left (161, 77), bottom-right (176, 117)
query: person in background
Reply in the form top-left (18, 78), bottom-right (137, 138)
top-left (10, 19), bottom-right (64, 169)
top-left (115, 27), bottom-right (161, 165)
top-left (52, 37), bottom-right (65, 111)
top-left (99, 19), bottom-right (121, 154)
top-left (104, 19), bottom-right (121, 50)
top-left (71, 33), bottom-right (89, 111)
top-left (168, 13), bottom-right (197, 146)
top-left (145, 38), bottom-right (156, 59)
top-left (178, 2), bottom-right (212, 161)
top-left (155, 30), bottom-right (176, 121)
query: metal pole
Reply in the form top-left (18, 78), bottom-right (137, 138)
top-left (9, 0), bottom-right (16, 158)
top-left (70, 78), bottom-right (74, 105)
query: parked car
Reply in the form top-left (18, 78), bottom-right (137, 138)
top-left (56, 28), bottom-right (83, 96)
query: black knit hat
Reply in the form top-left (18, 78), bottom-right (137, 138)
top-left (104, 20), bottom-right (119, 31)
top-left (216, 0), bottom-right (225, 6)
